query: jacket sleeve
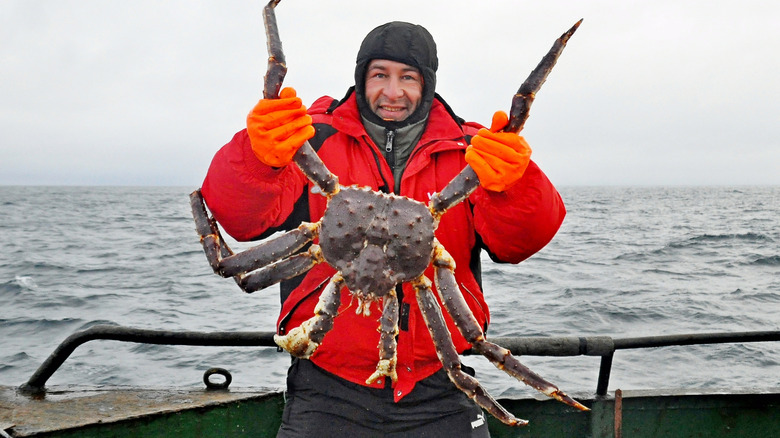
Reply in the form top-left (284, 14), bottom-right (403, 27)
top-left (470, 160), bottom-right (565, 263)
top-left (200, 129), bottom-right (307, 241)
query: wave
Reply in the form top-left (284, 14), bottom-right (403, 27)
top-left (641, 267), bottom-right (734, 279)
top-left (615, 231), bottom-right (774, 263)
top-left (747, 255), bottom-right (780, 266)
top-left (0, 317), bottom-right (85, 338)
top-left (665, 233), bottom-right (772, 251)
top-left (687, 232), bottom-right (771, 243)
top-left (71, 320), bottom-right (123, 331)
top-left (75, 266), bottom-right (124, 274)
top-left (0, 352), bottom-right (33, 372)
top-left (15, 260), bottom-right (72, 273)
top-left (2, 276), bottom-right (39, 293)
top-left (727, 289), bottom-right (780, 304)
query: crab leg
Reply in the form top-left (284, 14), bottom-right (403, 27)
top-left (506, 19), bottom-right (582, 133)
top-left (262, 0), bottom-right (339, 197)
top-left (217, 222), bottom-right (318, 277)
top-left (412, 275), bottom-right (528, 427)
top-left (191, 189), bottom-right (236, 268)
top-left (366, 291), bottom-right (400, 384)
top-left (429, 19), bottom-right (582, 217)
top-left (262, 0), bottom-right (286, 101)
top-left (240, 245), bottom-right (324, 293)
top-left (275, 273), bottom-right (345, 357)
top-left (191, 188), bottom-right (321, 290)
top-left (432, 245), bottom-right (589, 412)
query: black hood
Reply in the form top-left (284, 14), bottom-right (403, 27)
top-left (354, 21), bottom-right (438, 130)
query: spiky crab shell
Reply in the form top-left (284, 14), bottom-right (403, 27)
top-left (319, 186), bottom-right (435, 297)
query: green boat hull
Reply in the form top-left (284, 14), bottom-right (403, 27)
top-left (490, 389), bottom-right (780, 438)
top-left (3, 386), bottom-right (778, 437)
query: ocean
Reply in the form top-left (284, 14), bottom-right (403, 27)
top-left (1, 185), bottom-right (778, 399)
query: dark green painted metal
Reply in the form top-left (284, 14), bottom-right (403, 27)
top-left (29, 393), bottom-right (284, 438)
top-left (612, 392), bottom-right (780, 438)
top-left (487, 391), bottom-right (780, 438)
top-left (487, 397), bottom-right (593, 437)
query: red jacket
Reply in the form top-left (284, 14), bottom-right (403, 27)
top-left (201, 92), bottom-right (565, 400)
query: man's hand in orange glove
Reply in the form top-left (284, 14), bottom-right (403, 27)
top-left (465, 110), bottom-right (532, 192)
top-left (246, 87), bottom-right (316, 168)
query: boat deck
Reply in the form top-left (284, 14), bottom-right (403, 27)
top-left (0, 385), bottom-right (284, 437)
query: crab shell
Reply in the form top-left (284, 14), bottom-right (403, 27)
top-left (318, 186), bottom-right (435, 299)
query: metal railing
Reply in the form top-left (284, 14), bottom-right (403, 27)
top-left (19, 324), bottom-right (780, 396)
top-left (19, 326), bottom-right (276, 394)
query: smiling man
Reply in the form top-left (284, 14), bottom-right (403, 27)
top-left (201, 21), bottom-right (566, 437)
top-left (364, 59), bottom-right (423, 121)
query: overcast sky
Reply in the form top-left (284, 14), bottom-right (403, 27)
top-left (2, 0), bottom-right (778, 187)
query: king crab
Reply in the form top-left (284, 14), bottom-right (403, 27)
top-left (190, 0), bottom-right (586, 426)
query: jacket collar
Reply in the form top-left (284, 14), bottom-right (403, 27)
top-left (332, 92), bottom-right (467, 151)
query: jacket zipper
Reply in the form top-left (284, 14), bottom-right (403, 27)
top-left (384, 130), bottom-right (396, 175)
top-left (363, 137), bottom-right (391, 193)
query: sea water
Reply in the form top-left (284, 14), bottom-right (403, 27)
top-left (1, 186), bottom-right (778, 398)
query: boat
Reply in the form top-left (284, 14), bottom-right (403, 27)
top-left (2, 325), bottom-right (778, 437)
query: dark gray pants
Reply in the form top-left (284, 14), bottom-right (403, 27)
top-left (277, 359), bottom-right (490, 437)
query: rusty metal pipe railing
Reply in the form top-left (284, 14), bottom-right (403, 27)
top-left (595, 330), bottom-right (780, 395)
top-left (19, 325), bottom-right (276, 394)
top-left (19, 325), bottom-right (780, 397)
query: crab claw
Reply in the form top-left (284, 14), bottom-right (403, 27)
top-left (366, 357), bottom-right (398, 385)
top-left (274, 274), bottom-right (344, 358)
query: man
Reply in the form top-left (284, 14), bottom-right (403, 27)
top-left (202, 21), bottom-right (565, 437)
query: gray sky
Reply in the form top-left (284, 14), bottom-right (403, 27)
top-left (2, 0), bottom-right (778, 187)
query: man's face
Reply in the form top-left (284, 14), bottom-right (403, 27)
top-left (364, 59), bottom-right (424, 122)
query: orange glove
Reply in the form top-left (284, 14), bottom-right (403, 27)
top-left (246, 87), bottom-right (316, 167)
top-left (465, 111), bottom-right (532, 192)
